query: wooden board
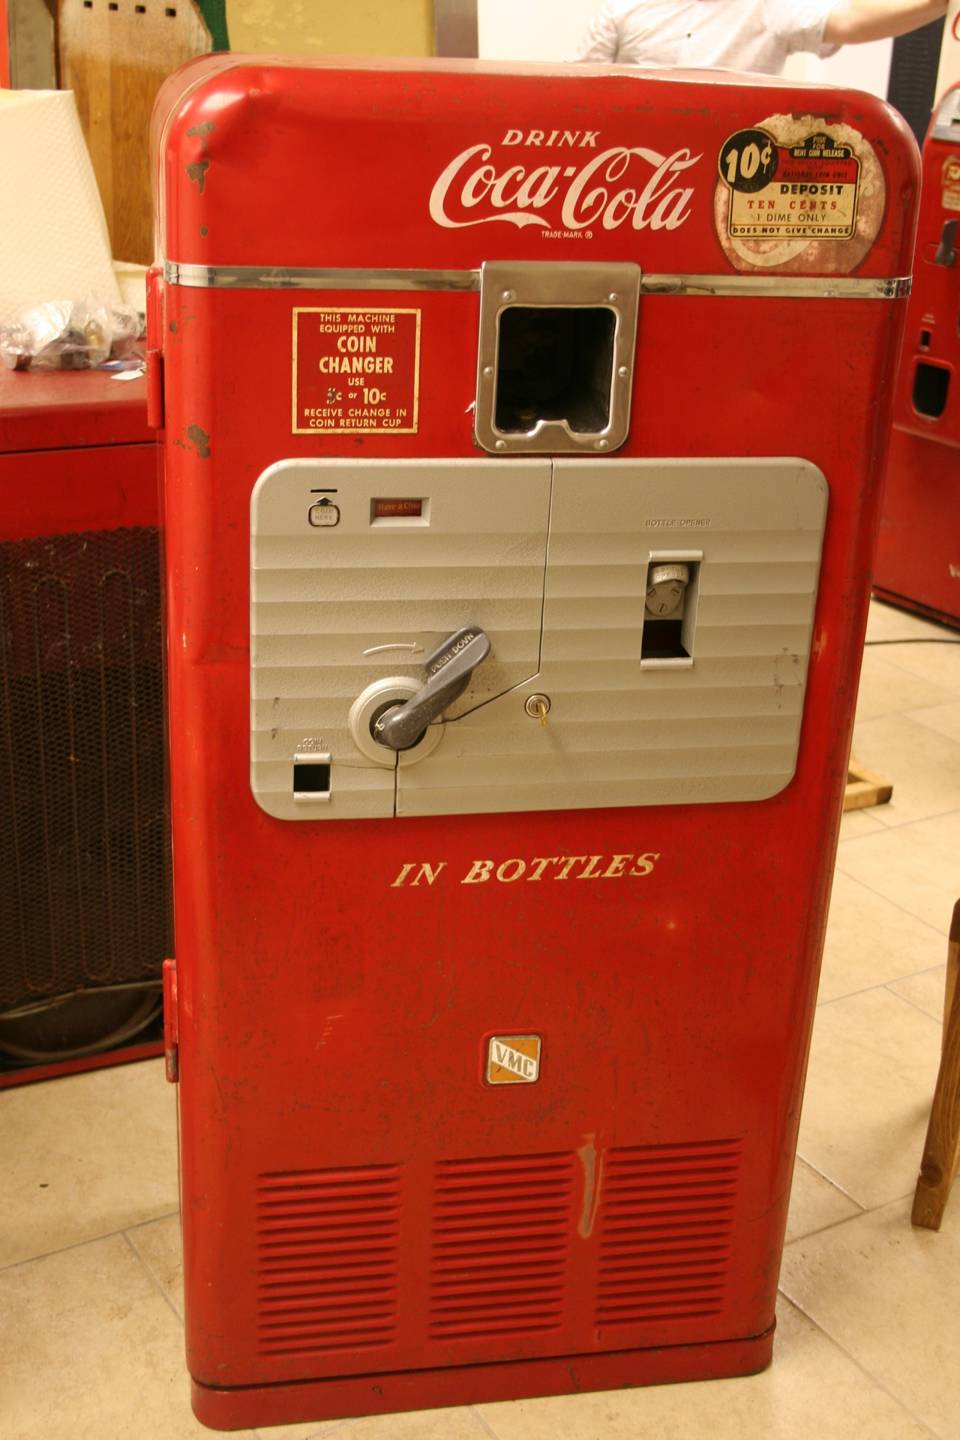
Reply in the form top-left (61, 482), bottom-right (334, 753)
top-left (58, 0), bottom-right (212, 265)
top-left (844, 757), bottom-right (893, 812)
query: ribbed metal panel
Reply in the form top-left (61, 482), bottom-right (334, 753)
top-left (595, 1139), bottom-right (741, 1328)
top-left (256, 1164), bottom-right (402, 1357)
top-left (401, 460), bottom-right (827, 815)
top-left (251, 457), bottom-right (826, 819)
top-left (429, 1152), bottom-right (577, 1342)
top-left (250, 459), bottom-right (551, 820)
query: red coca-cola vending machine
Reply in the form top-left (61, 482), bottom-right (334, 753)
top-left (151, 58), bottom-right (918, 1430)
top-left (877, 85), bottom-right (960, 626)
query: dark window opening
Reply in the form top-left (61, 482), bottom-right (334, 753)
top-left (495, 306), bottom-right (615, 435)
top-left (293, 762), bottom-right (330, 795)
top-left (641, 619), bottom-right (689, 661)
top-left (913, 361), bottom-right (951, 418)
top-left (919, 328), bottom-right (932, 349)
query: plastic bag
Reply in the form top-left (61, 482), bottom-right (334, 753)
top-left (0, 296), bottom-right (145, 372)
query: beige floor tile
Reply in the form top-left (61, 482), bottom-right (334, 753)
top-left (837, 810), bottom-right (960, 934)
top-left (847, 713), bottom-right (960, 828)
top-left (854, 649), bottom-right (957, 723)
top-left (124, 1217), bottom-right (488, 1440)
top-left (868, 636), bottom-right (960, 694)
top-left (785, 1158), bottom-right (861, 1244)
top-left (865, 600), bottom-right (951, 644)
top-left (477, 1298), bottom-right (928, 1440)
top-left (909, 700), bottom-right (960, 744)
top-left (796, 987), bottom-right (942, 1210)
top-left (1, 1233), bottom-right (257, 1440)
top-left (252, 1406), bottom-right (491, 1440)
top-left (888, 965), bottom-right (950, 1026)
top-left (126, 1211), bottom-right (184, 1318)
top-left (839, 807), bottom-right (887, 840)
top-left (818, 871), bottom-right (948, 1003)
top-left (1, 1057), bottom-right (178, 1268)
top-left (781, 1198), bottom-right (960, 1440)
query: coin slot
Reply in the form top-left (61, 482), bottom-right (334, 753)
top-left (495, 306), bottom-right (616, 435)
top-left (913, 361), bottom-right (951, 418)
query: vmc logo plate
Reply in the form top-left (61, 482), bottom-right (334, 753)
top-left (486, 1034), bottom-right (542, 1085)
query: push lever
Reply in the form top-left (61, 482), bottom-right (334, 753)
top-left (372, 625), bottom-right (491, 751)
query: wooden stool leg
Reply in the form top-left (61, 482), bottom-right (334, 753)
top-left (912, 902), bottom-right (960, 1230)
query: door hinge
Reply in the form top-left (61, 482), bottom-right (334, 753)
top-left (145, 264), bottom-right (165, 430)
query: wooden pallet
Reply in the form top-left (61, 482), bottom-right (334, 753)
top-left (844, 756), bottom-right (893, 811)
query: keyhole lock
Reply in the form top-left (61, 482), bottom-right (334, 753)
top-left (524, 694), bottom-right (551, 726)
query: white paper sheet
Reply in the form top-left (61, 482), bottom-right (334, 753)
top-left (0, 89), bottom-right (121, 324)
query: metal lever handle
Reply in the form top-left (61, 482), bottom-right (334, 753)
top-left (372, 625), bottom-right (491, 751)
top-left (935, 219), bottom-right (958, 267)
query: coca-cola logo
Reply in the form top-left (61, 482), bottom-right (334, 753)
top-left (429, 132), bottom-right (702, 234)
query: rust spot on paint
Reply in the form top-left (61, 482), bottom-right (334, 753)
top-left (577, 1136), bottom-right (599, 1238)
top-left (186, 159), bottom-right (210, 192)
top-left (187, 121), bottom-right (215, 138)
top-left (186, 424), bottom-right (211, 459)
top-left (200, 225), bottom-right (208, 237)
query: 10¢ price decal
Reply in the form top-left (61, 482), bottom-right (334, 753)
top-left (719, 127), bottom-right (779, 192)
top-left (718, 123), bottom-right (861, 241)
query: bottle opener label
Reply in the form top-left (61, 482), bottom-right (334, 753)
top-left (293, 307), bottom-right (421, 435)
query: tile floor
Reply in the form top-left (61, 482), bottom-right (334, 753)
top-left (3, 598), bottom-right (959, 1440)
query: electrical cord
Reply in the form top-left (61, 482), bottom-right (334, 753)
top-left (0, 981), bottom-right (163, 1065)
top-left (0, 978), bottom-right (162, 1023)
top-left (864, 638), bottom-right (960, 646)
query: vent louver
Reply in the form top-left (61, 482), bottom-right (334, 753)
top-left (429, 1152), bottom-right (576, 1342)
top-left (595, 1139), bottom-right (741, 1327)
top-left (256, 1164), bottom-right (401, 1357)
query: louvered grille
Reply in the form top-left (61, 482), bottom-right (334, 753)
top-left (256, 1164), bottom-right (401, 1356)
top-left (595, 1139), bottom-right (741, 1327)
top-left (0, 528), bottom-right (169, 1055)
top-left (429, 1152), bottom-right (576, 1342)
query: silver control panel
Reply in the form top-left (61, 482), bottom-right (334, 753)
top-left (250, 457), bottom-right (827, 820)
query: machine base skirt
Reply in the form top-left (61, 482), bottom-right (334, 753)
top-left (191, 1326), bottom-right (776, 1431)
top-left (872, 585), bottom-right (960, 633)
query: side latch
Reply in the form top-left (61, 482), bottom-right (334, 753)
top-left (162, 958), bottom-right (179, 1082)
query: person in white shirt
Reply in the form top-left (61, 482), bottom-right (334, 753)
top-left (577, 0), bottom-right (949, 74)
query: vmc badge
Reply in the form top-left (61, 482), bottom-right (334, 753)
top-left (486, 1034), bottom-right (542, 1085)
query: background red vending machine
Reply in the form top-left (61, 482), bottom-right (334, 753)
top-left (152, 58), bottom-right (919, 1430)
top-left (877, 85), bottom-right (960, 627)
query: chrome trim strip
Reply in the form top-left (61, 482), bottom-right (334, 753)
top-left (164, 263), bottom-right (480, 292)
top-left (164, 262), bottom-right (911, 300)
top-left (641, 273), bottom-right (912, 300)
